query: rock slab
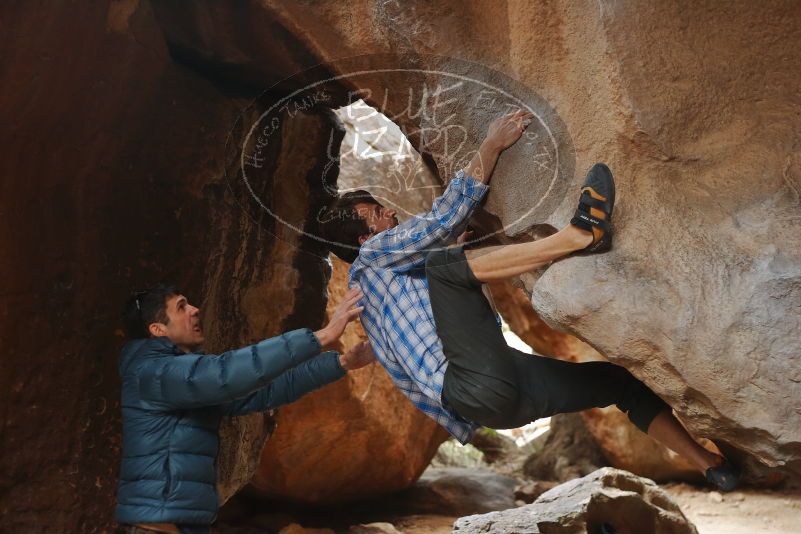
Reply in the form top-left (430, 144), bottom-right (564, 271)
top-left (394, 467), bottom-right (520, 517)
top-left (453, 468), bottom-right (698, 534)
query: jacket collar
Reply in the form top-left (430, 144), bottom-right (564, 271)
top-left (119, 336), bottom-right (186, 375)
top-left (147, 335), bottom-right (184, 355)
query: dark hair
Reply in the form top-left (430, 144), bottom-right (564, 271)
top-left (122, 283), bottom-right (180, 339)
top-left (320, 190), bottom-right (381, 264)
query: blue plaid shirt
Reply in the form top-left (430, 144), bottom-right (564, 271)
top-left (349, 170), bottom-right (488, 443)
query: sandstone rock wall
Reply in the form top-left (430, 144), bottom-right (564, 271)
top-left (213, 108), bottom-right (344, 503)
top-left (246, 99), bottom-right (448, 503)
top-left (516, 1), bottom-right (801, 477)
top-left (222, 0), bottom-right (801, 477)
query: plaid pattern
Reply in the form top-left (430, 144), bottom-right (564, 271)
top-left (349, 170), bottom-right (488, 443)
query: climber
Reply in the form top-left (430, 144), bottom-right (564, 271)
top-left (321, 110), bottom-right (740, 492)
top-left (115, 284), bottom-right (374, 534)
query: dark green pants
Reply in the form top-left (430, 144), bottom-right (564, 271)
top-left (425, 246), bottom-right (668, 432)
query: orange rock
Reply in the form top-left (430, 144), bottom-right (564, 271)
top-left (252, 257), bottom-right (448, 502)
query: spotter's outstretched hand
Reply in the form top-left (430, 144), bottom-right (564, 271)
top-left (315, 287), bottom-right (364, 347)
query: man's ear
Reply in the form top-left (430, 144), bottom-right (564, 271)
top-left (358, 234), bottom-right (371, 246)
top-left (148, 322), bottom-right (167, 337)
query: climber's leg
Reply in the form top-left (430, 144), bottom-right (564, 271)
top-left (426, 246), bottom-right (656, 432)
top-left (426, 247), bottom-right (521, 427)
top-left (513, 353), bottom-right (739, 489)
top-left (465, 225), bottom-right (591, 282)
top-left (513, 356), bottom-right (668, 429)
top-left (645, 410), bottom-right (722, 472)
top-left (466, 163), bottom-right (615, 283)
top-left (647, 410), bottom-right (741, 491)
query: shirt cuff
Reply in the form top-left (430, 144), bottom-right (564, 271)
top-left (451, 169), bottom-right (490, 202)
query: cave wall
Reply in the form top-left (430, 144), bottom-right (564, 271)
top-left (1, 1), bottom-right (460, 529)
top-left (0, 1), bottom-right (336, 530)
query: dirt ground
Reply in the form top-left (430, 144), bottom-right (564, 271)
top-left (663, 483), bottom-right (801, 534)
top-left (220, 482), bottom-right (801, 533)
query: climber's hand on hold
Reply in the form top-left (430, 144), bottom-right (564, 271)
top-left (464, 110), bottom-right (533, 184)
top-left (483, 109), bottom-right (534, 152)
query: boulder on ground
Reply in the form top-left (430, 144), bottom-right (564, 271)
top-left (394, 467), bottom-right (520, 517)
top-left (453, 467), bottom-right (698, 534)
top-left (514, 480), bottom-right (559, 505)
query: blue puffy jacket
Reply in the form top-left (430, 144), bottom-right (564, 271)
top-left (115, 328), bottom-right (344, 526)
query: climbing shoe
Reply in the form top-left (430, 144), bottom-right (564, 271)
top-left (570, 163), bottom-right (615, 253)
top-left (705, 459), bottom-right (741, 492)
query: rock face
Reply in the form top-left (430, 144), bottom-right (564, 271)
top-left (251, 257), bottom-right (448, 502)
top-left (242, 103), bottom-right (446, 504)
top-left (508, 3), bottom-right (801, 477)
top-left (249, 104), bottom-right (447, 502)
top-left (453, 468), bottom-right (698, 534)
top-left (233, 0), bottom-right (801, 478)
top-left (149, 0), bottom-right (801, 480)
top-left (212, 108), bottom-right (343, 504)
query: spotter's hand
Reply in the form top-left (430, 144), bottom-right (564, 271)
top-left (314, 287), bottom-right (364, 347)
top-left (339, 340), bottom-right (376, 371)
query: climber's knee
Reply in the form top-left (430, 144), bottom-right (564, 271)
top-left (425, 246), bottom-right (482, 289)
top-left (444, 369), bottom-right (520, 428)
top-left (612, 366), bottom-right (671, 433)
